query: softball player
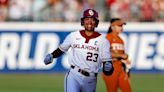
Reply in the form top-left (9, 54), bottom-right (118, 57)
top-left (102, 18), bottom-right (132, 92)
top-left (44, 9), bottom-right (113, 92)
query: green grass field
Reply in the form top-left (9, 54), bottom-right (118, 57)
top-left (0, 73), bottom-right (163, 92)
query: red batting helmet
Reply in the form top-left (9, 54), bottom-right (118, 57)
top-left (81, 9), bottom-right (99, 27)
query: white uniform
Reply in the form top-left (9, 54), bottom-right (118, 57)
top-left (59, 30), bottom-right (111, 92)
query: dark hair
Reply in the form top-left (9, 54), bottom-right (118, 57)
top-left (110, 18), bottom-right (121, 24)
top-left (107, 26), bottom-right (112, 33)
top-left (107, 18), bottom-right (122, 33)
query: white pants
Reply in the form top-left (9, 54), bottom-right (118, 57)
top-left (64, 69), bottom-right (97, 92)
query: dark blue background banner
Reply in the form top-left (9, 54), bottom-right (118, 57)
top-left (0, 29), bottom-right (164, 74)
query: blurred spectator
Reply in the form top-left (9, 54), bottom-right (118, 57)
top-left (8, 0), bottom-right (33, 21)
top-left (129, 0), bottom-right (140, 22)
top-left (139, 0), bottom-right (154, 22)
top-left (104, 0), bottom-right (116, 21)
top-left (105, 0), bottom-right (116, 8)
top-left (119, 0), bottom-right (131, 21)
top-left (0, 0), bottom-right (164, 22)
top-left (83, 0), bottom-right (96, 9)
top-left (0, 0), bottom-right (8, 5)
top-left (109, 0), bottom-right (131, 21)
top-left (0, 0), bottom-right (8, 22)
top-left (64, 0), bottom-right (83, 22)
top-left (32, 0), bottom-right (47, 21)
top-left (36, 0), bottom-right (65, 22)
top-left (154, 0), bottom-right (164, 22)
top-left (158, 0), bottom-right (164, 22)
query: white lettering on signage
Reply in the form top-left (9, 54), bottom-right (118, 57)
top-left (34, 33), bottom-right (59, 70)
top-left (18, 33), bottom-right (33, 69)
top-left (125, 34), bottom-right (139, 67)
top-left (134, 33), bottom-right (158, 69)
top-left (0, 33), bottom-right (20, 69)
top-left (0, 32), bottom-right (164, 71)
top-left (154, 34), bottom-right (164, 70)
top-left (0, 33), bottom-right (60, 70)
top-left (121, 33), bottom-right (164, 70)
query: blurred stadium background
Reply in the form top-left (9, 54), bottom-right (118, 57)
top-left (0, 0), bottom-right (164, 92)
top-left (0, 0), bottom-right (164, 22)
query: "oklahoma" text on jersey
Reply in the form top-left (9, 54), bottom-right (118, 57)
top-left (72, 44), bottom-right (99, 51)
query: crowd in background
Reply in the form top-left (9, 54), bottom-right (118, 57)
top-left (0, 0), bottom-right (164, 22)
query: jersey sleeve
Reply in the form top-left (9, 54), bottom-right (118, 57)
top-left (100, 38), bottom-right (112, 62)
top-left (59, 32), bottom-right (73, 52)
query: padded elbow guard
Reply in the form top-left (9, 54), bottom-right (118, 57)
top-left (103, 61), bottom-right (114, 76)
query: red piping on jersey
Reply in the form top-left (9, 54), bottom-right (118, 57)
top-left (80, 30), bottom-right (101, 43)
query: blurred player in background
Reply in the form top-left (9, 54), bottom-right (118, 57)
top-left (102, 18), bottom-right (132, 92)
top-left (44, 9), bottom-right (113, 92)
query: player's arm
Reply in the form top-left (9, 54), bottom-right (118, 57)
top-left (111, 50), bottom-right (128, 60)
top-left (111, 50), bottom-right (132, 73)
top-left (44, 32), bottom-right (73, 65)
top-left (51, 48), bottom-right (64, 58)
top-left (44, 48), bottom-right (64, 65)
top-left (101, 38), bottom-right (114, 76)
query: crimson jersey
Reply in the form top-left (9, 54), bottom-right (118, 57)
top-left (59, 30), bottom-right (111, 73)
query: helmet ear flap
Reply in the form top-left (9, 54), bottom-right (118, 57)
top-left (81, 18), bottom-right (84, 26)
top-left (96, 20), bottom-right (99, 27)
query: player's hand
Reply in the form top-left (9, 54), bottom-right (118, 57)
top-left (121, 59), bottom-right (132, 72)
top-left (121, 54), bottom-right (128, 60)
top-left (44, 54), bottom-right (53, 65)
top-left (103, 61), bottom-right (114, 76)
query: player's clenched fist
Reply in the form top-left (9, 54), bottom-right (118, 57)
top-left (44, 54), bottom-right (53, 65)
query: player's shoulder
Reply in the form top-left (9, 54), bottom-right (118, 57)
top-left (100, 33), bottom-right (106, 37)
top-left (71, 30), bottom-right (82, 34)
top-left (67, 30), bottom-right (81, 37)
top-left (71, 30), bottom-right (80, 34)
top-left (98, 33), bottom-right (107, 40)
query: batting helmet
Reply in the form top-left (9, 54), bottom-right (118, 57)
top-left (81, 9), bottom-right (99, 27)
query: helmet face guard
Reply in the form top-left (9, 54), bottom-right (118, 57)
top-left (81, 9), bottom-right (99, 27)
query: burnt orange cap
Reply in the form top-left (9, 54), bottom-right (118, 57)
top-left (110, 18), bottom-right (126, 26)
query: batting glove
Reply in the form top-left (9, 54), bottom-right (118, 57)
top-left (44, 54), bottom-right (53, 65)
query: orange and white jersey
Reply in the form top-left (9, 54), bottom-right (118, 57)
top-left (59, 30), bottom-right (111, 73)
top-left (106, 33), bottom-right (125, 54)
top-left (107, 33), bottom-right (132, 72)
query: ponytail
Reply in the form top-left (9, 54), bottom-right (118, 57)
top-left (107, 26), bottom-right (112, 33)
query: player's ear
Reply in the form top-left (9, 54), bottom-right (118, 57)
top-left (111, 25), bottom-right (117, 31)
